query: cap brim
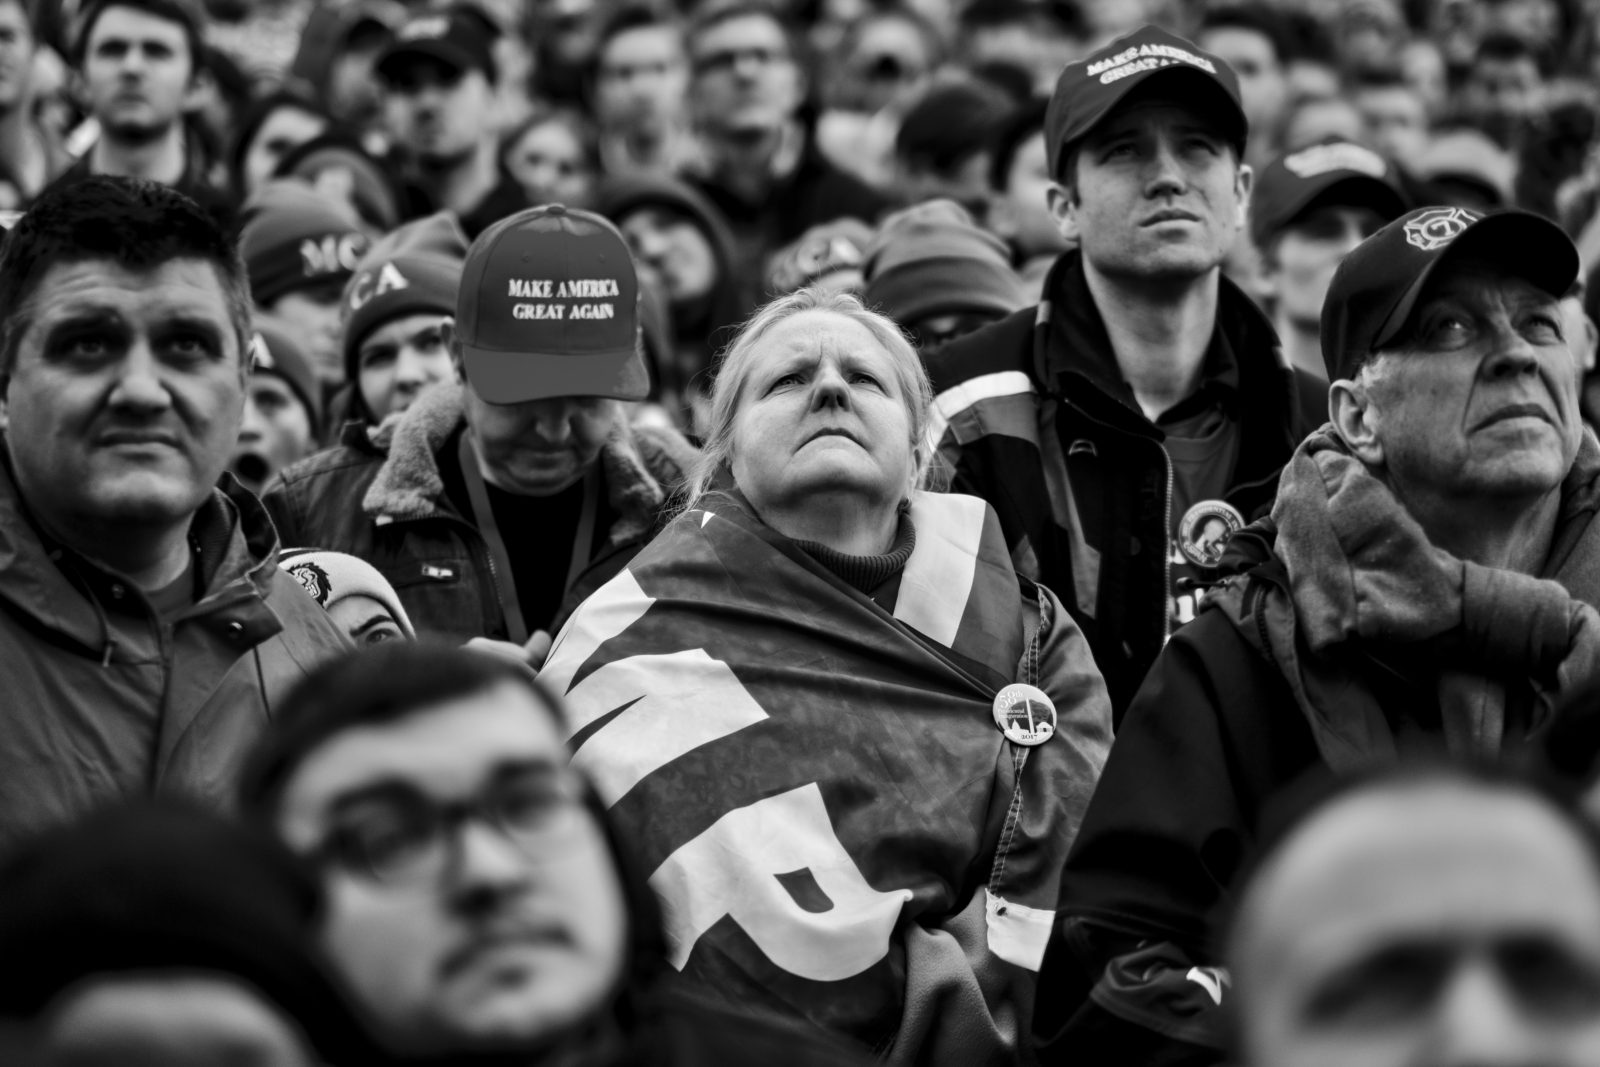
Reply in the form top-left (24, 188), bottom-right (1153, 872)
top-left (377, 40), bottom-right (472, 81)
top-left (1372, 212), bottom-right (1579, 352)
top-left (1254, 174), bottom-right (1408, 246)
top-left (461, 345), bottom-right (650, 405)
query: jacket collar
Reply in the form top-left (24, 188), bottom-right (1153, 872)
top-left (1033, 249), bottom-right (1288, 433)
top-left (362, 382), bottom-right (697, 546)
top-left (0, 445), bottom-right (284, 655)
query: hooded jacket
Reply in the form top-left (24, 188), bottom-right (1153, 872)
top-left (594, 175), bottom-right (755, 430)
top-left (924, 249), bottom-right (1327, 719)
top-left (1033, 427), bottom-right (1600, 1066)
top-left (262, 382), bottom-right (697, 644)
top-left (0, 451), bottom-right (350, 851)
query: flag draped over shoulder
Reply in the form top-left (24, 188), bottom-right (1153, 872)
top-left (542, 487), bottom-right (1111, 1056)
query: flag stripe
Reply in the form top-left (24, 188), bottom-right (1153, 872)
top-left (895, 493), bottom-right (987, 647)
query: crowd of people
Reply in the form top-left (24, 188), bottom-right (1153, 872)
top-left (5, 0), bottom-right (1600, 1063)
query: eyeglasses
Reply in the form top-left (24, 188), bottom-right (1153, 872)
top-left (309, 768), bottom-right (592, 886)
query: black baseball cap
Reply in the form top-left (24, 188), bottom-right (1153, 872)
top-left (455, 203), bottom-right (648, 405)
top-left (1250, 139), bottom-right (1408, 249)
top-left (1320, 206), bottom-right (1579, 382)
top-left (1044, 24), bottom-right (1246, 180)
top-left (377, 7), bottom-right (497, 83)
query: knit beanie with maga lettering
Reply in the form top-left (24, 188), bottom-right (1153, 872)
top-left (238, 180), bottom-right (370, 308)
top-left (339, 212), bottom-right (469, 397)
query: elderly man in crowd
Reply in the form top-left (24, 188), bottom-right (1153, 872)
top-left (1035, 205), bottom-right (1600, 1065)
top-left (264, 203), bottom-right (694, 654)
top-left (0, 176), bottom-right (348, 848)
top-left (1225, 766), bottom-right (1600, 1067)
top-left (237, 642), bottom-right (871, 1065)
top-left (926, 25), bottom-right (1326, 720)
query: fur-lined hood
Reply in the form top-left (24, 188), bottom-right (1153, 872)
top-left (360, 382), bottom-right (698, 547)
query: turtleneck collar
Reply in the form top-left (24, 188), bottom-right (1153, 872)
top-left (795, 506), bottom-right (917, 594)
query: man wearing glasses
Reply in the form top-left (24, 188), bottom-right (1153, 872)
top-left (238, 642), bottom-right (869, 1064)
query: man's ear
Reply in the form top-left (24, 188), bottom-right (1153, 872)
top-left (1330, 373), bottom-right (1385, 467)
top-left (441, 317), bottom-right (464, 382)
top-left (1233, 162), bottom-right (1254, 232)
top-left (1046, 181), bottom-right (1079, 246)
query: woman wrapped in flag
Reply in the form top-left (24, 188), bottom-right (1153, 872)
top-left (540, 288), bottom-right (1113, 1065)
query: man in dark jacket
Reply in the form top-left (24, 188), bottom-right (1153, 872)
top-left (924, 25), bottom-right (1326, 719)
top-left (1039, 206), bottom-right (1600, 1065)
top-left (238, 642), bottom-right (872, 1066)
top-left (263, 204), bottom-right (696, 651)
top-left (0, 175), bottom-right (349, 848)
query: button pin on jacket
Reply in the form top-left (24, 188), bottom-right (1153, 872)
top-left (993, 684), bottom-right (1057, 746)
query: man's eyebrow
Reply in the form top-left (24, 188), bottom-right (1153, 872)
top-left (350, 613), bottom-right (396, 637)
top-left (39, 310), bottom-right (128, 343)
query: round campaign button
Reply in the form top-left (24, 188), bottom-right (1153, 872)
top-left (1177, 500), bottom-right (1245, 569)
top-left (993, 684), bottom-right (1057, 747)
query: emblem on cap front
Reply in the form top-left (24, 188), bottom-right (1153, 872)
top-left (993, 684), bottom-right (1057, 747)
top-left (1403, 207), bottom-right (1481, 251)
top-left (1178, 500), bottom-right (1245, 569)
top-left (288, 561), bottom-right (332, 605)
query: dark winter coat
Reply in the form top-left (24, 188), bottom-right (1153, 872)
top-left (0, 450), bottom-right (349, 849)
top-left (924, 249), bottom-right (1325, 718)
top-left (262, 383), bottom-right (697, 644)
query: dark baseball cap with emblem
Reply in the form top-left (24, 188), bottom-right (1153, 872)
top-left (1319, 206), bottom-right (1579, 382)
top-left (455, 203), bottom-right (648, 405)
top-left (1044, 24), bottom-right (1247, 180)
top-left (377, 7), bottom-right (497, 83)
top-left (1250, 138), bottom-right (1408, 249)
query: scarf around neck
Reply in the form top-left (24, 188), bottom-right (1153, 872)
top-left (1221, 424), bottom-right (1600, 770)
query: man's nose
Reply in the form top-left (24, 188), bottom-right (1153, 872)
top-left (237, 399), bottom-right (264, 441)
top-left (527, 397), bottom-right (576, 441)
top-left (1483, 325), bottom-right (1542, 381)
top-left (394, 345), bottom-right (431, 387)
top-left (1426, 961), bottom-right (1544, 1067)
top-left (107, 344), bottom-right (172, 413)
top-left (1144, 141), bottom-right (1187, 198)
top-left (447, 821), bottom-right (532, 913)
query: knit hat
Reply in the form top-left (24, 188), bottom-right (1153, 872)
top-left (239, 180), bottom-right (370, 308)
top-left (456, 203), bottom-right (647, 405)
top-left (862, 199), bottom-right (1033, 326)
top-left (274, 131), bottom-right (405, 234)
top-left (341, 212), bottom-right (469, 388)
top-left (250, 319), bottom-right (322, 428)
top-left (278, 548), bottom-right (417, 638)
top-left (0, 798), bottom-right (373, 1063)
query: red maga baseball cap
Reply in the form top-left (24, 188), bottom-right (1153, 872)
top-left (1044, 24), bottom-right (1246, 179)
top-left (455, 203), bottom-right (648, 405)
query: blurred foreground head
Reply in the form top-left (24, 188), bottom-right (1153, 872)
top-left (0, 798), bottom-right (371, 1067)
top-left (1227, 765), bottom-right (1600, 1067)
top-left (239, 642), bottom-right (644, 1059)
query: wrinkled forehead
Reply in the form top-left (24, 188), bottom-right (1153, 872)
top-left (1238, 783), bottom-right (1600, 977)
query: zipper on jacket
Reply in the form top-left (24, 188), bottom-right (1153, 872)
top-left (1160, 441), bottom-right (1174, 642)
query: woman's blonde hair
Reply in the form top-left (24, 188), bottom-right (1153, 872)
top-left (680, 287), bottom-right (938, 508)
